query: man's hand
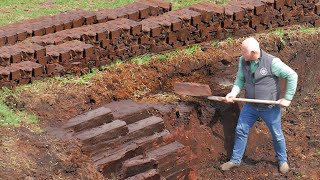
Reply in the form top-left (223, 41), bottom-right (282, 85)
top-left (225, 92), bottom-right (237, 103)
top-left (278, 98), bottom-right (291, 107)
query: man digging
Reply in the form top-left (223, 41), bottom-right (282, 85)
top-left (220, 37), bottom-right (298, 174)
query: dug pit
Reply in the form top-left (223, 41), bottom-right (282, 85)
top-left (56, 32), bottom-right (320, 179)
top-left (2, 31), bottom-right (320, 180)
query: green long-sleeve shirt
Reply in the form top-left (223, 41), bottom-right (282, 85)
top-left (231, 57), bottom-right (298, 100)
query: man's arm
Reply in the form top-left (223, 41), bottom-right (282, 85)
top-left (231, 57), bottom-right (245, 95)
top-left (272, 58), bottom-right (298, 106)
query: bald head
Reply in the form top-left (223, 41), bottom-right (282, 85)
top-left (241, 37), bottom-right (261, 61)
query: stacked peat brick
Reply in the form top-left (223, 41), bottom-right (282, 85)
top-left (140, 9), bottom-right (203, 52)
top-left (0, 1), bottom-right (172, 46)
top-left (64, 101), bottom-right (193, 179)
top-left (190, 0), bottom-right (320, 39)
top-left (1, 0), bottom-right (320, 87)
top-left (0, 0), bottom-right (172, 88)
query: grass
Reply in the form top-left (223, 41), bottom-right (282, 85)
top-left (130, 45), bottom-right (198, 65)
top-left (156, 50), bottom-right (180, 61)
top-left (0, 0), bottom-right (229, 26)
top-left (298, 25), bottom-right (319, 33)
top-left (0, 65), bottom-right (105, 127)
top-left (0, 0), bottom-right (135, 26)
top-left (184, 44), bottom-right (201, 55)
top-left (167, 0), bottom-right (228, 10)
top-left (270, 28), bottom-right (285, 37)
top-left (0, 88), bottom-right (38, 126)
top-left (131, 55), bottom-right (153, 65)
top-left (211, 37), bottom-right (234, 47)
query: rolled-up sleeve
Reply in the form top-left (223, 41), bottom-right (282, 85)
top-left (271, 58), bottom-right (298, 100)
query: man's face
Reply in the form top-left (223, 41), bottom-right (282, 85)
top-left (241, 47), bottom-right (253, 61)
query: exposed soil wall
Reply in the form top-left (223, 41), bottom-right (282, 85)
top-left (1, 0), bottom-right (320, 87)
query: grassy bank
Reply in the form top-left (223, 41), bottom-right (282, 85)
top-left (0, 0), bottom-right (228, 26)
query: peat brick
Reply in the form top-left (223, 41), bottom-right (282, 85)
top-left (95, 142), bottom-right (144, 176)
top-left (260, 0), bottom-right (275, 4)
top-left (64, 106), bottom-right (114, 132)
top-left (0, 48), bottom-right (12, 63)
top-left (174, 82), bottom-right (212, 96)
top-left (0, 33), bottom-right (6, 46)
top-left (164, 15), bottom-right (182, 31)
top-left (149, 0), bottom-right (172, 11)
top-left (103, 23), bottom-right (121, 39)
top-left (127, 116), bottom-right (165, 140)
top-left (17, 61), bottom-right (43, 77)
top-left (6, 32), bottom-right (18, 45)
top-left (10, 49), bottom-right (22, 63)
top-left (316, 2), bottom-right (320, 15)
top-left (114, 18), bottom-right (142, 36)
top-left (19, 78), bottom-right (31, 84)
top-left (87, 129), bottom-right (170, 157)
top-left (166, 9), bottom-right (202, 26)
top-left (225, 4), bottom-right (245, 21)
top-left (275, 0), bottom-right (285, 11)
top-left (0, 67), bottom-right (10, 81)
top-left (134, 130), bottom-right (173, 152)
top-left (315, 19), bottom-right (320, 27)
top-left (125, 169), bottom-right (161, 180)
top-left (146, 141), bottom-right (185, 165)
top-left (75, 120), bottom-right (128, 145)
top-left (133, 2), bottom-right (151, 19)
top-left (166, 168), bottom-right (191, 180)
top-left (138, 0), bottom-right (160, 16)
top-left (7, 66), bottom-right (21, 80)
top-left (119, 107), bottom-right (154, 125)
top-left (251, 15), bottom-right (261, 28)
top-left (140, 20), bottom-right (162, 37)
top-left (127, 8), bottom-right (140, 21)
top-left (122, 157), bottom-right (158, 178)
top-left (17, 30), bottom-right (28, 41)
top-left (189, 4), bottom-right (214, 23)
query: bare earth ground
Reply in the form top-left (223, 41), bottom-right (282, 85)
top-left (0, 31), bottom-right (319, 179)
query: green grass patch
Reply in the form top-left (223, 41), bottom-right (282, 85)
top-left (184, 44), bottom-right (200, 55)
top-left (212, 41), bottom-right (220, 47)
top-left (157, 52), bottom-right (176, 60)
top-left (101, 59), bottom-right (124, 70)
top-left (131, 55), bottom-right (153, 65)
top-left (0, 67), bottom-right (104, 127)
top-left (156, 54), bottom-right (170, 61)
top-left (211, 37), bottom-right (234, 47)
top-left (224, 37), bottom-right (234, 43)
top-left (0, 88), bottom-right (38, 126)
top-left (16, 70), bottom-right (100, 95)
top-left (297, 26), bottom-right (319, 33)
top-left (0, 103), bottom-right (22, 125)
top-left (269, 28), bottom-right (287, 46)
top-left (270, 28), bottom-right (285, 37)
top-left (167, 0), bottom-right (228, 10)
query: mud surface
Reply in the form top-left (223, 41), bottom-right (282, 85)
top-left (1, 31), bottom-right (320, 179)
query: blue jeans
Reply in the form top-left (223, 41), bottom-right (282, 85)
top-left (230, 103), bottom-right (287, 164)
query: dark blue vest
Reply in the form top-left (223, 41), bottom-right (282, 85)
top-left (241, 50), bottom-right (280, 101)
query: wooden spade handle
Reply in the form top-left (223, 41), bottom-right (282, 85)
top-left (207, 96), bottom-right (280, 105)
